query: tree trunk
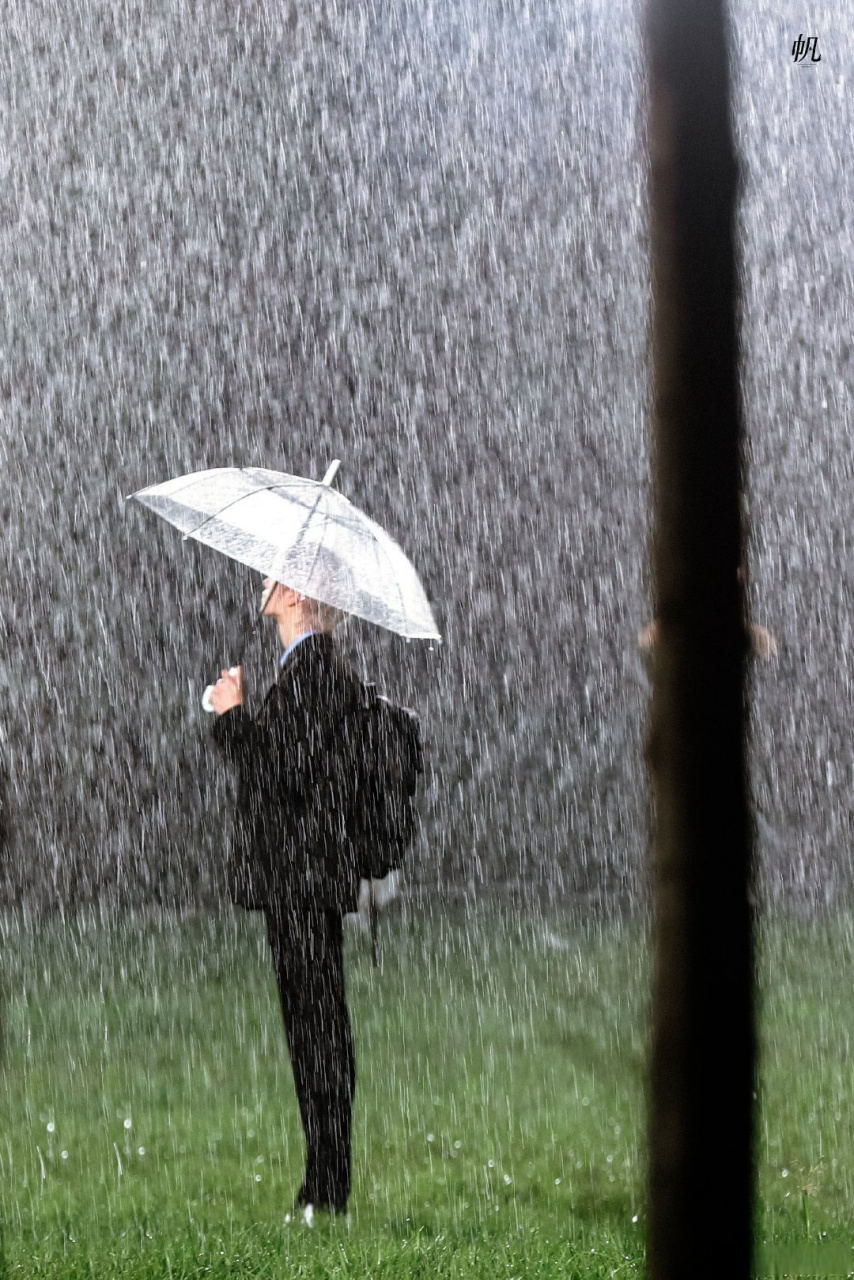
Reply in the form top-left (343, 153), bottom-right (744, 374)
top-left (646, 2), bottom-right (754, 1278)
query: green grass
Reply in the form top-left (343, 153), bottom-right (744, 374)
top-left (2, 906), bottom-right (854, 1277)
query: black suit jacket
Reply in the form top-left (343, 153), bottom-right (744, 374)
top-left (212, 633), bottom-right (363, 914)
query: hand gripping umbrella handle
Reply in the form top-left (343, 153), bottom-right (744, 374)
top-left (202, 668), bottom-right (240, 714)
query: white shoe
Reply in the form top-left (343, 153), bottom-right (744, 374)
top-left (301, 1203), bottom-right (314, 1228)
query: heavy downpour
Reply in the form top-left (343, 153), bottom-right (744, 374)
top-left (0, 0), bottom-right (850, 1275)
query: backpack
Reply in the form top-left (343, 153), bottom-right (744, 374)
top-left (347, 681), bottom-right (424, 881)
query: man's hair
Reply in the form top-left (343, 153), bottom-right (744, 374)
top-left (290, 543), bottom-right (353, 632)
top-left (300, 594), bottom-right (346, 632)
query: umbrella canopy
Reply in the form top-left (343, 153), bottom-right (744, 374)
top-left (129, 465), bottom-right (441, 641)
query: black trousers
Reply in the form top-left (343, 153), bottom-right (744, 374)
top-left (264, 903), bottom-right (355, 1211)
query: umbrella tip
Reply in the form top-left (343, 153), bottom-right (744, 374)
top-left (321, 460), bottom-right (341, 487)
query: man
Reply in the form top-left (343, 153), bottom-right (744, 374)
top-left (208, 576), bottom-right (363, 1221)
top-left (638, 566), bottom-right (777, 660)
top-left (636, 562), bottom-right (779, 855)
top-left (638, 616), bottom-right (777, 659)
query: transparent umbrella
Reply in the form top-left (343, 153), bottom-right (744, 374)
top-left (128, 461), bottom-right (441, 642)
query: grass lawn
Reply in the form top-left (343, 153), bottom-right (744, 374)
top-left (1, 905), bottom-right (853, 1277)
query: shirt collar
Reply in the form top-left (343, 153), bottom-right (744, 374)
top-left (279, 630), bottom-right (321, 668)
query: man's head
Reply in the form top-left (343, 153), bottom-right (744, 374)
top-left (262, 577), bottom-right (346, 646)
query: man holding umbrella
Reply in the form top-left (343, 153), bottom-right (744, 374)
top-left (208, 574), bottom-right (361, 1220)
top-left (130, 461), bottom-right (439, 1223)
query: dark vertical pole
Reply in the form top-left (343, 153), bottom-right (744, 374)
top-left (645, 2), bottom-right (754, 1279)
